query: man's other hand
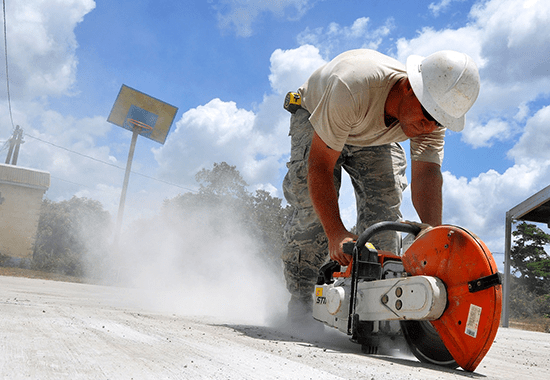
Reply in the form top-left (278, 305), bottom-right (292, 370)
top-left (329, 232), bottom-right (358, 266)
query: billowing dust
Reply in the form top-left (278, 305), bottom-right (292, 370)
top-left (103, 208), bottom-right (290, 327)
top-left (85, 204), bottom-right (416, 361)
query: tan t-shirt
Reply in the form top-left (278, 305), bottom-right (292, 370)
top-left (299, 49), bottom-right (445, 165)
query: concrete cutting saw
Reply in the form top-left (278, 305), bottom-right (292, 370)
top-left (313, 222), bottom-right (502, 372)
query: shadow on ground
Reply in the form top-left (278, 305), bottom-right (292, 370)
top-left (220, 322), bottom-right (485, 378)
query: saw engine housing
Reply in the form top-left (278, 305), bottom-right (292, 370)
top-left (312, 222), bottom-right (502, 372)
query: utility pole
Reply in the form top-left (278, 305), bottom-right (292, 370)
top-left (4, 125), bottom-right (24, 165)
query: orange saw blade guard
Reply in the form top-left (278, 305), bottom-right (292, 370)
top-left (401, 225), bottom-right (502, 372)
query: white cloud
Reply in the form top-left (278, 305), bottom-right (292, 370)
top-left (508, 105), bottom-right (550, 166)
top-left (3, 0), bottom-right (95, 100)
top-left (395, 25), bottom-right (484, 67)
top-left (268, 45), bottom-right (326, 95)
top-left (75, 183), bottom-right (121, 220)
top-left (428, 0), bottom-right (466, 17)
top-left (153, 99), bottom-right (256, 186)
top-left (39, 111), bottom-right (111, 145)
top-left (153, 97), bottom-right (285, 193)
top-left (514, 102), bottom-right (530, 123)
top-left (297, 17), bottom-right (394, 58)
top-left (184, 98), bottom-right (255, 146)
top-left (441, 159), bottom-right (550, 252)
top-left (461, 118), bottom-right (512, 148)
top-left (471, 0), bottom-right (550, 84)
top-left (212, 0), bottom-right (316, 37)
top-left (19, 112), bottom-right (118, 201)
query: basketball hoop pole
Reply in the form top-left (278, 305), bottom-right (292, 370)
top-left (107, 84), bottom-right (178, 247)
top-left (113, 127), bottom-right (140, 246)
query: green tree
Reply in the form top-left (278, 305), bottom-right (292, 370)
top-left (509, 221), bottom-right (550, 319)
top-left (164, 162), bottom-right (250, 234)
top-left (163, 162), bottom-right (288, 269)
top-left (196, 162), bottom-right (248, 199)
top-left (33, 196), bottom-right (112, 277)
top-left (511, 222), bottom-right (550, 294)
top-left (247, 189), bottom-right (291, 269)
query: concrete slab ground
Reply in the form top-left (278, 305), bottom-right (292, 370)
top-left (1, 275), bottom-right (549, 379)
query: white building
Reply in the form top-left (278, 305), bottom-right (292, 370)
top-left (0, 163), bottom-right (50, 259)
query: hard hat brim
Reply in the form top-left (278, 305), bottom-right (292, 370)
top-left (406, 55), bottom-right (465, 132)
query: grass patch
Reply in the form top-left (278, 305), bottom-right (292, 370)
top-left (509, 316), bottom-right (550, 333)
top-left (0, 266), bottom-right (85, 283)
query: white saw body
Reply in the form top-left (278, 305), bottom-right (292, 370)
top-left (314, 274), bottom-right (447, 328)
top-left (311, 222), bottom-right (503, 372)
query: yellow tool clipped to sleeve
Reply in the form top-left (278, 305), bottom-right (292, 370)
top-left (284, 92), bottom-right (302, 114)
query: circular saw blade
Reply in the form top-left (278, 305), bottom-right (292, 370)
top-left (400, 320), bottom-right (458, 369)
top-left (401, 225), bottom-right (502, 371)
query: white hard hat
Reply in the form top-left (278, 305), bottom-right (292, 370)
top-left (406, 50), bottom-right (480, 132)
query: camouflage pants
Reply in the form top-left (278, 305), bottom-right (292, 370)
top-left (282, 108), bottom-right (408, 301)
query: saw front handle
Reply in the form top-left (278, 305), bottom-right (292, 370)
top-left (317, 222), bottom-right (421, 284)
top-left (354, 221), bottom-right (421, 250)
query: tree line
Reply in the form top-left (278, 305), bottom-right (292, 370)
top-left (27, 162), bottom-right (291, 279)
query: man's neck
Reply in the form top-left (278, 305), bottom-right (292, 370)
top-left (384, 78), bottom-right (406, 119)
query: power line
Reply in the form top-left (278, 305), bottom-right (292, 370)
top-left (50, 174), bottom-right (90, 189)
top-left (2, 0), bottom-right (14, 129)
top-left (24, 133), bottom-right (196, 192)
top-left (26, 133), bottom-right (124, 170)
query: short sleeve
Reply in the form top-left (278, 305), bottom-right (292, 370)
top-left (410, 126), bottom-right (446, 165)
top-left (307, 76), bottom-right (360, 151)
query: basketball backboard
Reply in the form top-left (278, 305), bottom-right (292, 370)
top-left (107, 85), bottom-right (178, 145)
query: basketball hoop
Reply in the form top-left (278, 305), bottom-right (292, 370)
top-left (126, 118), bottom-right (153, 134)
top-left (107, 85), bottom-right (178, 247)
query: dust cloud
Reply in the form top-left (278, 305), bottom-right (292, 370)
top-left (80, 204), bottom-right (426, 362)
top-left (105, 206), bottom-right (290, 326)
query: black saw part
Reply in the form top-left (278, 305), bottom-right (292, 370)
top-left (400, 320), bottom-right (458, 369)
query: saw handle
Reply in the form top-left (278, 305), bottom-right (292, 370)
top-left (355, 221), bottom-right (421, 251)
top-left (317, 223), bottom-right (422, 286)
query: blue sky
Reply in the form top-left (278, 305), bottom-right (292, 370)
top-left (1, 0), bottom-right (550, 263)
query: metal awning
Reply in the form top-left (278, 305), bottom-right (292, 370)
top-left (503, 184), bottom-right (550, 327)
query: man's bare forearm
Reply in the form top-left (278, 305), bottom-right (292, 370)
top-left (411, 160), bottom-right (443, 226)
top-left (307, 132), bottom-right (346, 238)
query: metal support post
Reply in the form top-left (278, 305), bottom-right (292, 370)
top-left (502, 213), bottom-right (512, 327)
top-left (113, 127), bottom-right (139, 246)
